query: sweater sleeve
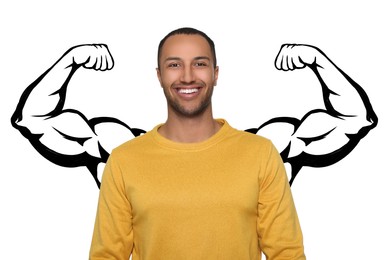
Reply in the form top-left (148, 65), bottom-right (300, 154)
top-left (89, 152), bottom-right (133, 260)
top-left (257, 142), bottom-right (306, 260)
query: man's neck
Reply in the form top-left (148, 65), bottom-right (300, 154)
top-left (158, 111), bottom-right (222, 143)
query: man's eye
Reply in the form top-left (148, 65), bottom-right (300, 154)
top-left (195, 62), bottom-right (207, 67)
top-left (168, 63), bottom-right (180, 68)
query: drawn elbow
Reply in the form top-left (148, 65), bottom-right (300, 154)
top-left (10, 109), bottom-right (38, 136)
top-left (10, 110), bottom-right (23, 129)
top-left (366, 110), bottom-right (378, 129)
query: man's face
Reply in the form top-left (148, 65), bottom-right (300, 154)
top-left (157, 34), bottom-right (219, 118)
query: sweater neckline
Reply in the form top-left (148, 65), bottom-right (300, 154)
top-left (150, 119), bottom-right (232, 151)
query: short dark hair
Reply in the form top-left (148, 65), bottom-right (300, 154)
top-left (157, 27), bottom-right (217, 69)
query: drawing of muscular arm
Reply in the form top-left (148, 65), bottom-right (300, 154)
top-left (11, 44), bottom-right (145, 188)
top-left (247, 44), bottom-right (378, 185)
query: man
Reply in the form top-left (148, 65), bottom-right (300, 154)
top-left (89, 27), bottom-right (306, 259)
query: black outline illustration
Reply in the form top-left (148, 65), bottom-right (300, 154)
top-left (11, 43), bottom-right (378, 188)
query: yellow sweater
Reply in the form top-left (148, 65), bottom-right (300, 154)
top-left (90, 120), bottom-right (305, 259)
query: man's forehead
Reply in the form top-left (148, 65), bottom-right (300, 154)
top-left (161, 34), bottom-right (212, 58)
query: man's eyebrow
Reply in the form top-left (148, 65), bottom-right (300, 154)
top-left (194, 56), bottom-right (211, 61)
top-left (164, 57), bottom-right (181, 62)
top-left (163, 56), bottom-right (211, 62)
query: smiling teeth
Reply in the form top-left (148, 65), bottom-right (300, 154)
top-left (178, 88), bottom-right (199, 94)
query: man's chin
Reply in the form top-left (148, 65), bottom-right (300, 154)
top-left (169, 103), bottom-right (211, 118)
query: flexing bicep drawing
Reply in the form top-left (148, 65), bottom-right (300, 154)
top-left (12, 43), bottom-right (377, 187)
top-left (11, 44), bottom-right (145, 188)
top-left (247, 44), bottom-right (378, 185)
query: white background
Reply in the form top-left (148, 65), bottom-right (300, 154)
top-left (1, 1), bottom-right (387, 259)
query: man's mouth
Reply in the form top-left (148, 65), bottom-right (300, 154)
top-left (177, 88), bottom-right (199, 94)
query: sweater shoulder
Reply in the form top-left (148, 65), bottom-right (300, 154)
top-left (111, 131), bottom-right (152, 156)
top-left (229, 128), bottom-right (278, 158)
top-left (231, 128), bottom-right (272, 146)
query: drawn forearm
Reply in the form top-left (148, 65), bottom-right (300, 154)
top-left (311, 54), bottom-right (375, 123)
top-left (12, 55), bottom-right (79, 127)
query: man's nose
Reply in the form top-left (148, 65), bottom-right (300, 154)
top-left (180, 66), bottom-right (195, 83)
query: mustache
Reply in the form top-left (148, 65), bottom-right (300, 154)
top-left (172, 82), bottom-right (205, 88)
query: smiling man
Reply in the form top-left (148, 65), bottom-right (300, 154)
top-left (89, 27), bottom-right (305, 260)
top-left (156, 31), bottom-right (220, 143)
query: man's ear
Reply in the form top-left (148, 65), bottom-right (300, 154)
top-left (156, 68), bottom-right (162, 86)
top-left (214, 66), bottom-right (219, 86)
